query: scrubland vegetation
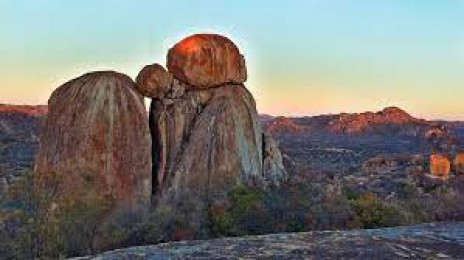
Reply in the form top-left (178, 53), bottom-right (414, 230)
top-left (2, 170), bottom-right (464, 259)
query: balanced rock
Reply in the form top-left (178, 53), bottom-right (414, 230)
top-left (145, 34), bottom-right (286, 200)
top-left (167, 34), bottom-right (247, 88)
top-left (35, 71), bottom-right (151, 209)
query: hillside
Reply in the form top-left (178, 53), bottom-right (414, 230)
top-left (0, 104), bottom-right (46, 195)
top-left (80, 222), bottom-right (464, 259)
top-left (262, 107), bottom-right (463, 175)
top-left (2, 105), bottom-right (464, 195)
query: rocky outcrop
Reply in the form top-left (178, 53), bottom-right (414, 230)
top-left (34, 71), bottom-right (151, 209)
top-left (327, 107), bottom-right (422, 134)
top-left (263, 131), bottom-right (287, 183)
top-left (454, 152), bottom-right (464, 174)
top-left (266, 116), bottom-right (305, 135)
top-left (80, 222), bottom-right (464, 259)
top-left (137, 34), bottom-right (286, 199)
top-left (150, 84), bottom-right (267, 197)
top-left (430, 153), bottom-right (451, 177)
top-left (0, 104), bottom-right (46, 191)
top-left (0, 104), bottom-right (48, 115)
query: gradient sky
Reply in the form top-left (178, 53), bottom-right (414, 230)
top-left (1, 0), bottom-right (463, 119)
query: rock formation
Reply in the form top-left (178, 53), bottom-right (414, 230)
top-left (0, 104), bottom-right (46, 184)
top-left (136, 34), bottom-right (287, 199)
top-left (34, 33), bottom-right (286, 206)
top-left (266, 116), bottom-right (305, 135)
top-left (430, 153), bottom-right (450, 177)
top-left (263, 131), bottom-right (287, 183)
top-left (327, 107), bottom-right (421, 134)
top-left (0, 104), bottom-right (48, 115)
top-left (84, 222), bottom-right (464, 259)
top-left (454, 152), bottom-right (464, 174)
top-left (35, 71), bottom-right (151, 209)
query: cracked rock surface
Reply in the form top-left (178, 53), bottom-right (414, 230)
top-left (140, 34), bottom-right (287, 199)
top-left (80, 222), bottom-right (464, 259)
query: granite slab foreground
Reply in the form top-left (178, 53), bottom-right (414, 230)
top-left (77, 222), bottom-right (464, 259)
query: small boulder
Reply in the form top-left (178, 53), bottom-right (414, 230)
top-left (430, 153), bottom-right (450, 177)
top-left (135, 63), bottom-right (173, 99)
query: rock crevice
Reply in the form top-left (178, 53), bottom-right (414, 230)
top-left (35, 34), bottom-right (287, 211)
top-left (135, 34), bottom-right (287, 199)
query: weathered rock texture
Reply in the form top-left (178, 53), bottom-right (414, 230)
top-left (81, 222), bottom-right (464, 259)
top-left (135, 63), bottom-right (175, 99)
top-left (150, 84), bottom-right (266, 197)
top-left (138, 34), bottom-right (286, 199)
top-left (35, 71), bottom-right (151, 208)
top-left (263, 131), bottom-right (287, 184)
top-left (167, 34), bottom-right (247, 88)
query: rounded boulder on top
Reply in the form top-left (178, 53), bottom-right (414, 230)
top-left (167, 34), bottom-right (247, 88)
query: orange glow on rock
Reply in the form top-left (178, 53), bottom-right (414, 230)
top-left (430, 153), bottom-right (450, 177)
top-left (175, 35), bottom-right (203, 54)
top-left (454, 152), bottom-right (464, 174)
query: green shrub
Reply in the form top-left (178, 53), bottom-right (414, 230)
top-left (349, 192), bottom-right (403, 228)
top-left (210, 185), bottom-right (266, 236)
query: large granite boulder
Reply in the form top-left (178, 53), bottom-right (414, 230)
top-left (150, 84), bottom-right (265, 198)
top-left (167, 34), bottom-right (247, 88)
top-left (34, 71), bottom-right (151, 209)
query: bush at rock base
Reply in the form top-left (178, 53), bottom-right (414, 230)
top-left (0, 171), bottom-right (112, 259)
top-left (2, 170), bottom-right (464, 258)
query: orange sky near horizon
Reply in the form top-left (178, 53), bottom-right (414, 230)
top-left (1, 1), bottom-right (463, 121)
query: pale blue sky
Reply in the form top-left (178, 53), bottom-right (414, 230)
top-left (1, 0), bottom-right (463, 119)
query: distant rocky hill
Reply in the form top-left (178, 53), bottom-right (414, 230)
top-left (2, 104), bottom-right (464, 258)
top-left (0, 104), bottom-right (48, 116)
top-left (79, 222), bottom-right (464, 259)
top-left (261, 107), bottom-right (464, 176)
top-left (2, 105), bottom-right (463, 181)
top-left (0, 104), bottom-right (47, 194)
top-left (264, 106), bottom-right (452, 138)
